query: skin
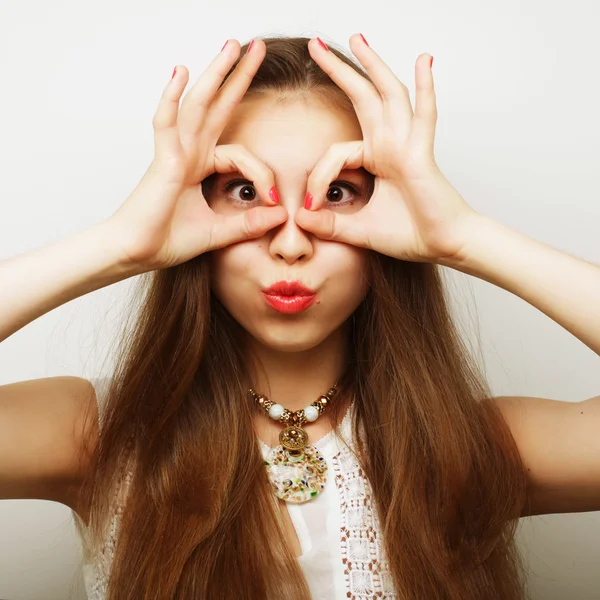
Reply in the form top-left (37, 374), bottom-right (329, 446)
top-left (206, 91), bottom-right (371, 440)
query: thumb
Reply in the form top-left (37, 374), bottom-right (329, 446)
top-left (295, 206), bottom-right (369, 249)
top-left (294, 206), bottom-right (337, 240)
top-left (210, 204), bottom-right (288, 249)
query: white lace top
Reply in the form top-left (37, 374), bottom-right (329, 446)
top-left (78, 378), bottom-right (397, 599)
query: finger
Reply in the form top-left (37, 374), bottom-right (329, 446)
top-left (348, 33), bottom-right (414, 123)
top-left (305, 141), bottom-right (364, 211)
top-left (213, 143), bottom-right (281, 206)
top-left (307, 37), bottom-right (381, 134)
top-left (294, 206), bottom-right (370, 249)
top-left (177, 39), bottom-right (243, 139)
top-left (152, 65), bottom-right (191, 164)
top-left (411, 53), bottom-right (437, 159)
top-left (209, 204), bottom-right (288, 249)
top-left (203, 39), bottom-right (267, 141)
top-left (348, 34), bottom-right (410, 101)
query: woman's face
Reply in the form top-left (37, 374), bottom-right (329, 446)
top-left (207, 91), bottom-right (372, 353)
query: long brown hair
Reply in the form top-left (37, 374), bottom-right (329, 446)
top-left (72, 36), bottom-right (528, 599)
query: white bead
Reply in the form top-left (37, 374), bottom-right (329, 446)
top-left (304, 405), bottom-right (318, 422)
top-left (268, 403), bottom-right (285, 420)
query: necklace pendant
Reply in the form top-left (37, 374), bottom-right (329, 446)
top-left (264, 443), bottom-right (328, 503)
top-left (279, 424), bottom-right (309, 452)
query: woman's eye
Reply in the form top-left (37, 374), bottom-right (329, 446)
top-left (326, 182), bottom-right (360, 205)
top-left (221, 179), bottom-right (258, 206)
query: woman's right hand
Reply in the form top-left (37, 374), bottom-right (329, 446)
top-left (107, 39), bottom-right (287, 272)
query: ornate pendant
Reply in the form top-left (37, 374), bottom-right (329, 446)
top-left (263, 425), bottom-right (328, 503)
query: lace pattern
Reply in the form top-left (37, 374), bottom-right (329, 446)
top-left (331, 431), bottom-right (398, 598)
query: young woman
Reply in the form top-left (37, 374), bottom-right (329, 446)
top-left (0, 34), bottom-right (598, 600)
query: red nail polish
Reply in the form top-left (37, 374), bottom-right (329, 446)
top-left (247, 40), bottom-right (255, 53)
top-left (269, 186), bottom-right (280, 204)
top-left (304, 192), bottom-right (313, 210)
top-left (317, 38), bottom-right (329, 52)
top-left (430, 56), bottom-right (434, 68)
top-left (171, 67), bottom-right (177, 79)
top-left (359, 33), bottom-right (369, 47)
top-left (221, 40), bottom-right (229, 52)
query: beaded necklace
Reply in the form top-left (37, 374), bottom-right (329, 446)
top-left (248, 382), bottom-right (339, 503)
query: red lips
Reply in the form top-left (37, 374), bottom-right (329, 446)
top-left (262, 280), bottom-right (316, 296)
top-left (262, 280), bottom-right (317, 314)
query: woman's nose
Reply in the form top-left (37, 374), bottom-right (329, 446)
top-left (267, 199), bottom-right (314, 264)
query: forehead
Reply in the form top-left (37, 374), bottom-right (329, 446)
top-left (217, 92), bottom-right (362, 178)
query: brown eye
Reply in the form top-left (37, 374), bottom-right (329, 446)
top-left (221, 179), bottom-right (259, 206)
top-left (326, 187), bottom-right (343, 202)
top-left (326, 182), bottom-right (359, 205)
top-left (237, 185), bottom-right (256, 201)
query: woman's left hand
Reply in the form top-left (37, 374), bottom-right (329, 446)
top-left (295, 34), bottom-right (480, 264)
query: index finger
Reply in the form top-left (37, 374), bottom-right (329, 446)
top-left (177, 39), bottom-right (245, 139)
top-left (307, 36), bottom-right (381, 129)
top-left (203, 39), bottom-right (268, 142)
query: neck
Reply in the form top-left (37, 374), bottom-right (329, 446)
top-left (245, 324), bottom-right (349, 413)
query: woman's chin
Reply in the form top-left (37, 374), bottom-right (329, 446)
top-left (249, 327), bottom-right (329, 353)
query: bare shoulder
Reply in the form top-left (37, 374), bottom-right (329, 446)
top-left (492, 393), bottom-right (600, 515)
top-left (0, 376), bottom-right (99, 515)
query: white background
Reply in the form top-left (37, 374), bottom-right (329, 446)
top-left (0, 0), bottom-right (599, 598)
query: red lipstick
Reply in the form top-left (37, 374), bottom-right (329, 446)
top-left (262, 280), bottom-right (317, 314)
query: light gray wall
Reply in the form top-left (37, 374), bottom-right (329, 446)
top-left (0, 0), bottom-right (599, 598)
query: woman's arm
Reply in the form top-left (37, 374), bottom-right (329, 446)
top-left (439, 212), bottom-right (600, 356)
top-left (495, 392), bottom-right (600, 516)
top-left (0, 223), bottom-right (139, 344)
top-left (439, 213), bottom-right (600, 516)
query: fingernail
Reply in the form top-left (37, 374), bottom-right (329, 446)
top-left (247, 40), bottom-right (255, 54)
top-left (304, 192), bottom-right (313, 210)
top-left (317, 38), bottom-right (329, 52)
top-left (171, 67), bottom-right (177, 79)
top-left (269, 186), bottom-right (280, 204)
top-left (221, 40), bottom-right (229, 52)
top-left (430, 55), bottom-right (434, 68)
top-left (359, 33), bottom-right (369, 47)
